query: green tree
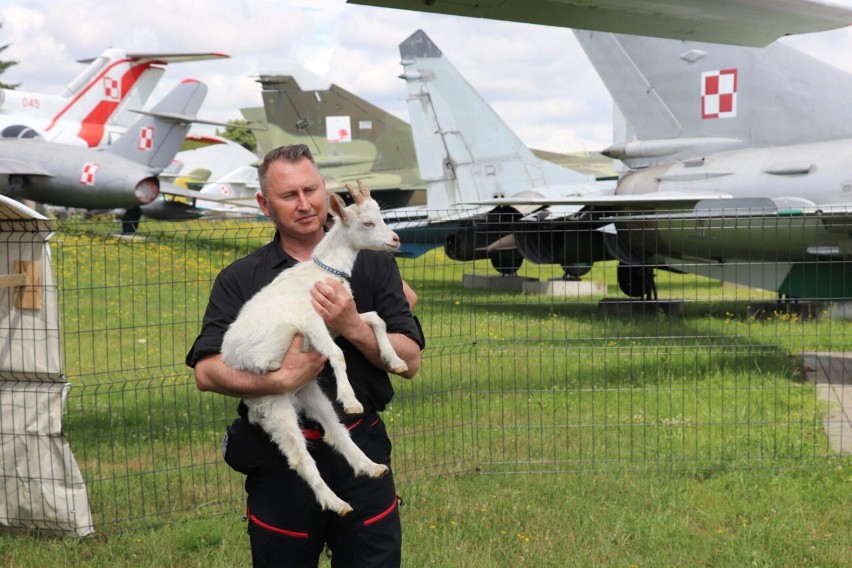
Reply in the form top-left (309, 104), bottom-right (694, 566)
top-left (216, 119), bottom-right (257, 153)
top-left (0, 23), bottom-right (19, 90)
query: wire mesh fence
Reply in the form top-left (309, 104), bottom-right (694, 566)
top-left (3, 207), bottom-right (850, 534)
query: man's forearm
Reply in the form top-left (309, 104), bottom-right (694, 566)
top-left (194, 340), bottom-right (328, 398)
top-left (194, 354), bottom-right (279, 398)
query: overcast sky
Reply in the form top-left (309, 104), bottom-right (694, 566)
top-left (2, 0), bottom-right (852, 154)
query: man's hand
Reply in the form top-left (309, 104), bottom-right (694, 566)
top-left (266, 334), bottom-right (327, 393)
top-left (310, 278), bottom-right (362, 336)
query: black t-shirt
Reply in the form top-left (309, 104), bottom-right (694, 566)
top-left (186, 232), bottom-right (424, 419)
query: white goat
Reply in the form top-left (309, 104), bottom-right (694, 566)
top-left (221, 181), bottom-right (408, 516)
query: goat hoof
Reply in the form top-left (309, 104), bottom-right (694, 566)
top-left (372, 465), bottom-right (390, 479)
top-left (343, 403), bottom-right (364, 415)
top-left (337, 504), bottom-right (354, 517)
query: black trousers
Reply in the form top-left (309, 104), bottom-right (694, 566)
top-left (224, 414), bottom-right (401, 567)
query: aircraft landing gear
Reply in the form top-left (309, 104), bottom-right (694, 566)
top-left (562, 264), bottom-right (592, 281)
top-left (617, 262), bottom-right (657, 300)
top-left (489, 248), bottom-right (523, 276)
top-left (121, 207), bottom-right (142, 235)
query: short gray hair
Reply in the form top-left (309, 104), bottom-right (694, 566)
top-left (257, 144), bottom-right (316, 195)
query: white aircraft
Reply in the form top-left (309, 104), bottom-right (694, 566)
top-left (347, 0), bottom-right (852, 47)
top-left (0, 48), bottom-right (227, 147)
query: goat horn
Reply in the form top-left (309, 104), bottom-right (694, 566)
top-left (345, 180), bottom-right (370, 204)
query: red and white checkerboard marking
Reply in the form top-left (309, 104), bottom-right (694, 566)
top-left (138, 126), bottom-right (154, 150)
top-left (702, 69), bottom-right (737, 119)
top-left (80, 163), bottom-right (100, 185)
top-left (103, 76), bottom-right (121, 101)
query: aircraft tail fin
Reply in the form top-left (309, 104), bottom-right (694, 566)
top-left (574, 31), bottom-right (852, 167)
top-left (398, 30), bottom-right (591, 213)
top-left (252, 67), bottom-right (421, 190)
top-left (107, 79), bottom-right (207, 170)
top-left (42, 49), bottom-right (226, 146)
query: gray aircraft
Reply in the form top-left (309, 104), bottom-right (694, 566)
top-left (389, 30), bottom-right (616, 274)
top-left (0, 79), bottom-right (220, 233)
top-left (347, 0), bottom-right (852, 47)
top-left (565, 31), bottom-right (852, 300)
top-left (396, 26), bottom-right (852, 300)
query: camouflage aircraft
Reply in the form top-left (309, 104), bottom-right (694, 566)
top-left (247, 68), bottom-right (425, 209)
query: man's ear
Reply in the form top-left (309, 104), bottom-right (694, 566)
top-left (256, 191), bottom-right (271, 217)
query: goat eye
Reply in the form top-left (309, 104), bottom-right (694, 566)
top-left (363, 221), bottom-right (375, 228)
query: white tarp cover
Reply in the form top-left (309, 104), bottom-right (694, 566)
top-left (0, 197), bottom-right (93, 536)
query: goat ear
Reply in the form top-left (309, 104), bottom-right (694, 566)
top-left (329, 193), bottom-right (348, 223)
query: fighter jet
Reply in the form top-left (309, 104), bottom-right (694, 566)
top-left (0, 49), bottom-right (228, 148)
top-left (347, 0), bottom-right (852, 47)
top-left (0, 79), bottom-right (228, 233)
top-left (562, 31), bottom-right (852, 300)
top-left (248, 69), bottom-right (425, 209)
top-left (397, 26), bottom-right (852, 300)
top-left (388, 30), bottom-right (615, 273)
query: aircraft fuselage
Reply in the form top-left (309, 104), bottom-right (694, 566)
top-left (0, 139), bottom-right (160, 209)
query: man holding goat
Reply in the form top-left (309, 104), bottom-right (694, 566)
top-left (187, 144), bottom-right (423, 567)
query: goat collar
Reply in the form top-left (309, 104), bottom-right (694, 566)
top-left (312, 257), bottom-right (351, 282)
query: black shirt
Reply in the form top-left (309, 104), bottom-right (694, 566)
top-left (186, 232), bottom-right (424, 418)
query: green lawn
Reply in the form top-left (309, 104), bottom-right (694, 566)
top-left (1, 218), bottom-right (848, 566)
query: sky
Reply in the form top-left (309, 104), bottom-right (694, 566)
top-left (2, 0), bottom-right (852, 154)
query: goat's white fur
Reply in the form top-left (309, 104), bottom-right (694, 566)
top-left (221, 181), bottom-right (407, 516)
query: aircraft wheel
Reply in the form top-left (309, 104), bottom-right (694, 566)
top-left (617, 262), bottom-right (656, 300)
top-left (489, 248), bottom-right (523, 276)
top-left (562, 264), bottom-right (592, 280)
top-left (121, 207), bottom-right (142, 235)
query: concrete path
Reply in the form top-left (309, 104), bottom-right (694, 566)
top-left (800, 352), bottom-right (852, 455)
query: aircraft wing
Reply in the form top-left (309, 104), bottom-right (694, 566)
top-left (467, 191), bottom-right (732, 207)
top-left (530, 149), bottom-right (617, 180)
top-left (348, 0), bottom-right (852, 46)
top-left (76, 52), bottom-right (229, 65)
top-left (159, 183), bottom-right (258, 207)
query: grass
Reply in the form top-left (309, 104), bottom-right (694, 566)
top-left (2, 463), bottom-right (849, 567)
top-left (1, 217), bottom-right (849, 566)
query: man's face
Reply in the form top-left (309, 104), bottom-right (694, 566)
top-left (256, 158), bottom-right (328, 240)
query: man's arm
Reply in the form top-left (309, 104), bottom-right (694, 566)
top-left (194, 334), bottom-right (328, 397)
top-left (311, 279), bottom-right (421, 379)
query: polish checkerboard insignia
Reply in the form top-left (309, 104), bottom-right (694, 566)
top-left (702, 69), bottom-right (737, 119)
top-left (103, 76), bottom-right (121, 101)
top-left (80, 163), bottom-right (100, 185)
top-left (138, 126), bottom-right (154, 150)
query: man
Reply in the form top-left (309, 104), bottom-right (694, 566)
top-left (186, 144), bottom-right (423, 567)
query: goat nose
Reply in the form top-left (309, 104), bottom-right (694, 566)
top-left (392, 233), bottom-right (400, 245)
